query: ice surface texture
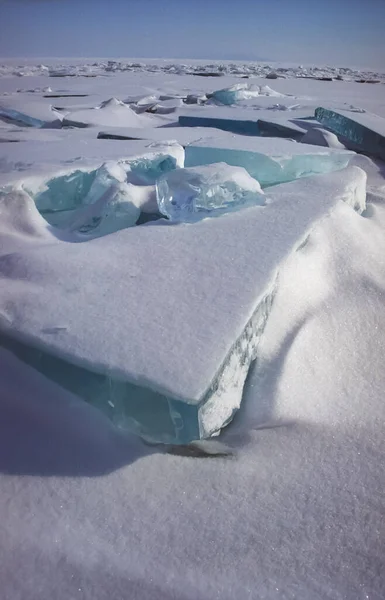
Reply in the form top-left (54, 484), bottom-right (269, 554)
top-left (185, 136), bottom-right (353, 187)
top-left (315, 107), bottom-right (385, 161)
top-left (0, 166), bottom-right (366, 443)
top-left (156, 163), bottom-right (264, 221)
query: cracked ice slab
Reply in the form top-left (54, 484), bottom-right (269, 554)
top-left (315, 107), bottom-right (385, 161)
top-left (0, 97), bottom-right (63, 128)
top-left (96, 126), bottom-right (231, 146)
top-left (0, 166), bottom-right (366, 443)
top-left (178, 105), bottom-right (316, 136)
top-left (185, 135), bottom-right (354, 187)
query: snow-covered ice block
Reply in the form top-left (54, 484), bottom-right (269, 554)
top-left (315, 107), bottom-right (385, 161)
top-left (64, 163), bottom-right (141, 236)
top-left (211, 83), bottom-right (286, 105)
top-left (156, 163), bottom-right (264, 221)
top-left (185, 135), bottom-right (354, 187)
top-left (0, 97), bottom-right (63, 128)
top-left (0, 166), bottom-right (366, 444)
top-left (153, 98), bottom-right (183, 114)
top-left (0, 139), bottom-right (184, 189)
top-left (300, 127), bottom-right (346, 149)
top-left (62, 98), bottom-right (150, 128)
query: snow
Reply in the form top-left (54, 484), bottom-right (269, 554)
top-left (1, 59), bottom-right (385, 600)
top-left (61, 98), bottom-right (150, 128)
top-left (300, 126), bottom-right (346, 148)
top-left (96, 125), bottom-right (231, 145)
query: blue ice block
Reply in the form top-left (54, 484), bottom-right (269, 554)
top-left (315, 107), bottom-right (385, 161)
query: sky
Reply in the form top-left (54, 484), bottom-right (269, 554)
top-left (0, 0), bottom-right (384, 69)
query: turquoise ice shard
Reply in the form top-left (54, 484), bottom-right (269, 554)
top-left (156, 163), bottom-right (265, 221)
top-left (30, 162), bottom-right (140, 232)
top-left (185, 136), bottom-right (353, 187)
top-left (67, 183), bottom-right (140, 237)
top-left (315, 107), bottom-right (385, 161)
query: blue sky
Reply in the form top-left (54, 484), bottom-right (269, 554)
top-left (0, 0), bottom-right (384, 68)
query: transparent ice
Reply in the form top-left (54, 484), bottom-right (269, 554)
top-left (156, 162), bottom-right (264, 221)
top-left (185, 145), bottom-right (352, 188)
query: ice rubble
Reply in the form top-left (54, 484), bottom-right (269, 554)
top-left (0, 166), bottom-right (366, 443)
top-left (315, 107), bottom-right (385, 161)
top-left (1, 59), bottom-right (383, 82)
top-left (185, 135), bottom-right (354, 187)
top-left (156, 162), bottom-right (264, 221)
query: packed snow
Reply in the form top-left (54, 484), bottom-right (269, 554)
top-left (1, 58), bottom-right (385, 600)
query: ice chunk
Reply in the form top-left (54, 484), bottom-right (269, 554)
top-left (27, 154), bottom-right (180, 228)
top-left (211, 83), bottom-right (285, 105)
top-left (152, 98), bottom-right (183, 114)
top-left (65, 164), bottom-right (140, 237)
top-left (0, 166), bottom-right (366, 444)
top-left (156, 163), bottom-right (264, 221)
top-left (315, 107), bottom-right (385, 161)
top-left (67, 185), bottom-right (140, 237)
top-left (185, 135), bottom-right (353, 187)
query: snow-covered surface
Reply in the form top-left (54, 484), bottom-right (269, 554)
top-left (1, 59), bottom-right (385, 599)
